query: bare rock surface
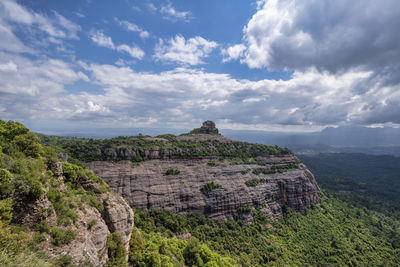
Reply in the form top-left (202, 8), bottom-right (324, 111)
top-left (86, 155), bottom-right (320, 221)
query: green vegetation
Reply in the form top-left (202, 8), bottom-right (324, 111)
top-left (128, 227), bottom-right (236, 266)
top-left (237, 206), bottom-right (252, 213)
top-left (88, 219), bottom-right (97, 230)
top-left (300, 152), bottom-right (400, 219)
top-left (133, 193), bottom-right (400, 266)
top-left (39, 133), bottom-right (291, 164)
top-left (245, 178), bottom-right (268, 187)
top-left (207, 160), bottom-right (217, 166)
top-left (0, 120), bottom-right (112, 265)
top-left (271, 163), bottom-right (299, 173)
top-left (50, 227), bottom-right (76, 246)
top-left (200, 182), bottom-right (221, 194)
top-left (240, 169), bottom-right (251, 175)
top-left (107, 232), bottom-right (127, 267)
top-left (165, 168), bottom-right (180, 175)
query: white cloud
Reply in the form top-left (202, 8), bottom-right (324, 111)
top-left (1, 52), bottom-right (399, 129)
top-left (154, 35), bottom-right (218, 65)
top-left (0, 22), bottom-right (34, 53)
top-left (238, 0), bottom-right (400, 74)
top-left (89, 30), bottom-right (144, 59)
top-left (116, 19), bottom-right (150, 39)
top-left (116, 44), bottom-right (144, 59)
top-left (160, 3), bottom-right (191, 22)
top-left (90, 30), bottom-right (115, 49)
top-left (146, 3), bottom-right (157, 12)
top-left (0, 60), bottom-right (17, 71)
top-left (0, 0), bottom-right (80, 39)
top-left (221, 44), bottom-right (246, 63)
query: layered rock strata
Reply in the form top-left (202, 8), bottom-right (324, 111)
top-left (86, 155), bottom-right (319, 222)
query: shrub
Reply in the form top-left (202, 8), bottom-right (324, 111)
top-left (50, 227), bottom-right (75, 246)
top-left (129, 228), bottom-right (146, 265)
top-left (13, 173), bottom-right (43, 201)
top-left (0, 198), bottom-right (12, 225)
top-left (207, 161), bottom-right (217, 167)
top-left (54, 254), bottom-right (73, 267)
top-left (0, 169), bottom-right (13, 197)
top-left (132, 155), bottom-right (143, 163)
top-left (107, 232), bottom-right (127, 267)
top-left (165, 168), bottom-right (180, 175)
top-left (33, 232), bottom-right (47, 244)
top-left (245, 178), bottom-right (268, 187)
top-left (87, 219), bottom-right (96, 230)
top-left (237, 206), bottom-right (252, 213)
top-left (252, 169), bottom-right (262, 175)
top-left (200, 182), bottom-right (221, 194)
top-left (241, 169), bottom-right (251, 175)
top-left (36, 222), bottom-right (50, 233)
top-left (12, 132), bottom-right (42, 158)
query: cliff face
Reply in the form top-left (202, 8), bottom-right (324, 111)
top-left (86, 154), bottom-right (320, 222)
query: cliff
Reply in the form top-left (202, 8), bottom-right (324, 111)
top-left (86, 154), bottom-right (319, 222)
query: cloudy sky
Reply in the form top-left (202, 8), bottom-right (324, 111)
top-left (0, 0), bottom-right (399, 132)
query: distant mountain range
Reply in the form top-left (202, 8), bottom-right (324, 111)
top-left (221, 126), bottom-right (400, 156)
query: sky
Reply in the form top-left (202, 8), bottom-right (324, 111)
top-left (0, 0), bottom-right (399, 133)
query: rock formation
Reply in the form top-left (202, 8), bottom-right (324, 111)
top-left (199, 120), bottom-right (218, 134)
top-left (85, 139), bottom-right (320, 222)
top-left (189, 120), bottom-right (219, 134)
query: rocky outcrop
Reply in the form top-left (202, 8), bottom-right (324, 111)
top-left (86, 154), bottom-right (320, 221)
top-left (199, 120), bottom-right (219, 134)
top-left (102, 193), bottom-right (134, 255)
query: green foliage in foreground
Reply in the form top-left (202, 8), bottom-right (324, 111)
top-left (0, 120), bottom-right (111, 264)
top-left (134, 193), bottom-right (400, 266)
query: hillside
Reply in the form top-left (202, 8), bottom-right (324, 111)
top-left (2, 120), bottom-right (399, 266)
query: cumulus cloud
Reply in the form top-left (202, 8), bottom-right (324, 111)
top-left (116, 19), bottom-right (149, 39)
top-left (90, 30), bottom-right (144, 59)
top-left (221, 44), bottom-right (246, 63)
top-left (238, 0), bottom-right (400, 75)
top-left (154, 35), bottom-right (218, 65)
